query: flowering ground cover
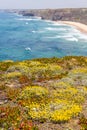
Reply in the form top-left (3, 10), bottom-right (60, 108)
top-left (0, 56), bottom-right (87, 130)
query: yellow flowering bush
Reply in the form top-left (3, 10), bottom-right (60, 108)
top-left (50, 104), bottom-right (82, 123)
top-left (7, 64), bottom-right (29, 74)
top-left (27, 63), bottom-right (63, 80)
top-left (19, 86), bottom-right (49, 102)
top-left (28, 103), bottom-right (49, 121)
top-left (18, 84), bottom-right (83, 123)
top-left (29, 110), bottom-right (49, 122)
top-left (68, 67), bottom-right (87, 79)
top-left (71, 68), bottom-right (87, 74)
top-left (52, 89), bottom-right (84, 104)
top-left (50, 110), bottom-right (71, 122)
top-left (4, 72), bottom-right (22, 79)
top-left (5, 61), bottom-right (63, 81)
top-left (50, 81), bottom-right (70, 89)
top-left (28, 61), bottom-right (42, 66)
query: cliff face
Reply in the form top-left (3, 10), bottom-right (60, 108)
top-left (17, 8), bottom-right (87, 25)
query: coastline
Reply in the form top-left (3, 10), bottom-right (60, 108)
top-left (55, 21), bottom-right (87, 34)
top-left (10, 9), bottom-right (87, 35)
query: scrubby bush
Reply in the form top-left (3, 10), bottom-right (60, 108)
top-left (18, 86), bottom-right (49, 102)
top-left (0, 105), bottom-right (38, 130)
top-left (27, 63), bottom-right (63, 80)
top-left (79, 115), bottom-right (87, 130)
top-left (19, 75), bottom-right (30, 84)
top-left (68, 67), bottom-right (87, 79)
top-left (6, 88), bottom-right (21, 100)
top-left (0, 61), bottom-right (14, 71)
top-left (4, 72), bottom-right (22, 79)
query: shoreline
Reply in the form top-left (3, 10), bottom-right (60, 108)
top-left (55, 21), bottom-right (87, 35)
top-left (12, 10), bottom-right (87, 35)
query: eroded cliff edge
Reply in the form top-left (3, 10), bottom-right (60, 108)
top-left (12, 8), bottom-right (87, 25)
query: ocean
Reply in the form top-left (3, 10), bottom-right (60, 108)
top-left (0, 11), bottom-right (87, 61)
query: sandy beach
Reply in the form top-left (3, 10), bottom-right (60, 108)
top-left (56, 21), bottom-right (87, 34)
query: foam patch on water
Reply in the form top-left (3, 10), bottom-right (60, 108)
top-left (76, 33), bottom-right (87, 41)
top-left (32, 31), bottom-right (36, 33)
top-left (45, 27), bottom-right (57, 31)
top-left (45, 35), bottom-right (79, 42)
top-left (45, 22), bottom-right (87, 41)
top-left (17, 17), bottom-right (41, 21)
top-left (44, 35), bottom-right (66, 39)
top-left (32, 30), bottom-right (45, 33)
top-left (65, 37), bottom-right (78, 42)
top-left (60, 26), bottom-right (87, 42)
top-left (25, 47), bottom-right (31, 51)
top-left (33, 16), bottom-right (42, 19)
top-left (51, 23), bottom-right (70, 26)
top-left (25, 22), bottom-right (28, 25)
top-left (46, 27), bottom-right (67, 31)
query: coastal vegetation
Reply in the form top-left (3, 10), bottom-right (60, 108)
top-left (0, 56), bottom-right (87, 130)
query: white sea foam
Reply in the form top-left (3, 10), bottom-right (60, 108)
top-left (44, 20), bottom-right (54, 24)
top-left (32, 30), bottom-right (45, 33)
top-left (60, 27), bottom-right (87, 41)
top-left (44, 32), bottom-right (79, 42)
top-left (76, 34), bottom-right (87, 41)
top-left (48, 28), bottom-right (67, 31)
top-left (32, 31), bottom-right (36, 33)
top-left (44, 36), bottom-right (59, 39)
top-left (68, 29), bottom-right (87, 41)
top-left (16, 18), bottom-right (32, 21)
top-left (45, 27), bottom-right (72, 32)
top-left (17, 17), bottom-right (41, 21)
top-left (51, 23), bottom-right (69, 26)
top-left (45, 21), bottom-right (87, 41)
top-left (26, 22), bottom-right (28, 25)
top-left (33, 16), bottom-right (42, 19)
top-left (65, 37), bottom-right (78, 42)
top-left (57, 33), bottom-right (79, 42)
top-left (45, 27), bottom-right (59, 31)
top-left (25, 47), bottom-right (31, 51)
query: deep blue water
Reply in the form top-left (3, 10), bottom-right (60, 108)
top-left (0, 11), bottom-right (87, 61)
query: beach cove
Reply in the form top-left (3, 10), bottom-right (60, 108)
top-left (56, 21), bottom-right (87, 34)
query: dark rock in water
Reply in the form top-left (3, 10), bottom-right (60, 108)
top-left (23, 13), bottom-right (34, 16)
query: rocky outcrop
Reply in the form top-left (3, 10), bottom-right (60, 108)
top-left (16, 8), bottom-right (87, 25)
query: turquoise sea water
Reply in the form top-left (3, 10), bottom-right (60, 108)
top-left (0, 11), bottom-right (87, 61)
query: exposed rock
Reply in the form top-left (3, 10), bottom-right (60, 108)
top-left (22, 13), bottom-right (35, 16)
top-left (0, 100), bottom-right (8, 105)
top-left (12, 8), bottom-right (87, 25)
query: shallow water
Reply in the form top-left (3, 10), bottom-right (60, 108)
top-left (0, 11), bottom-right (87, 61)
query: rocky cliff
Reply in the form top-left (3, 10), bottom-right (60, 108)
top-left (16, 8), bottom-right (87, 25)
